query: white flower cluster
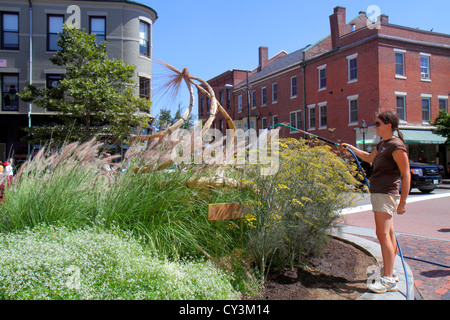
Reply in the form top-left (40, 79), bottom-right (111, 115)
top-left (0, 224), bottom-right (238, 300)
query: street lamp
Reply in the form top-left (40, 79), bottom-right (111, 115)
top-left (360, 119), bottom-right (368, 151)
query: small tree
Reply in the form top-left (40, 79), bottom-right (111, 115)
top-left (156, 106), bottom-right (194, 132)
top-left (20, 25), bottom-right (151, 146)
top-left (173, 104), bottom-right (194, 130)
top-left (431, 109), bottom-right (450, 145)
top-left (156, 109), bottom-right (173, 132)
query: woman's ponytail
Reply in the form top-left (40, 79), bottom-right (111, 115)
top-left (377, 110), bottom-right (404, 143)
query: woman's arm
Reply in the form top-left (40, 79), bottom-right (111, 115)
top-left (341, 143), bottom-right (377, 164)
top-left (393, 149), bottom-right (410, 215)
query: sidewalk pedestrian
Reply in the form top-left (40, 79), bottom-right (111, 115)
top-left (341, 111), bottom-right (411, 294)
top-left (3, 160), bottom-right (14, 184)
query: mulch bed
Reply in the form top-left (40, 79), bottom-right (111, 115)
top-left (245, 238), bottom-right (377, 300)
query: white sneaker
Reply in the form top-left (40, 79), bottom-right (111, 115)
top-left (381, 267), bottom-right (399, 282)
top-left (368, 276), bottom-right (398, 293)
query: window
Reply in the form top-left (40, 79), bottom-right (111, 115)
top-left (244, 118), bottom-right (255, 131)
top-left (139, 77), bottom-right (150, 100)
top-left (291, 76), bottom-right (297, 97)
top-left (226, 89), bottom-right (231, 109)
top-left (1, 12), bottom-right (19, 50)
top-left (90, 16), bottom-right (106, 44)
top-left (2, 74), bottom-right (19, 111)
top-left (238, 95), bottom-right (242, 113)
top-left (47, 15), bottom-right (64, 51)
top-left (420, 53), bottom-right (430, 80)
top-left (348, 95), bottom-right (358, 124)
top-left (438, 96), bottom-right (448, 112)
top-left (421, 96), bottom-right (431, 122)
top-left (45, 74), bottom-right (64, 110)
top-left (272, 115), bottom-right (278, 126)
top-left (251, 90), bottom-right (256, 109)
top-left (394, 50), bottom-right (405, 77)
top-left (272, 83), bottom-right (277, 103)
top-left (307, 104), bottom-right (316, 130)
top-left (261, 87), bottom-right (266, 106)
top-left (347, 54), bottom-right (358, 82)
top-left (139, 20), bottom-right (150, 57)
top-left (262, 117), bottom-right (267, 129)
top-left (318, 65), bottom-right (326, 90)
top-left (318, 102), bottom-right (327, 128)
top-left (290, 110), bottom-right (302, 132)
top-left (395, 93), bottom-right (406, 121)
top-left (46, 74), bottom-right (63, 89)
top-left (200, 98), bottom-right (204, 117)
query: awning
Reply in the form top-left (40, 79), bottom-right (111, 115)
top-left (399, 129), bottom-right (446, 144)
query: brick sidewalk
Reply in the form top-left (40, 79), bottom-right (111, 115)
top-left (357, 233), bottom-right (450, 300)
top-left (396, 234), bottom-right (450, 300)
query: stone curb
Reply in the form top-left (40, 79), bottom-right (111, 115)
top-left (330, 229), bottom-right (415, 300)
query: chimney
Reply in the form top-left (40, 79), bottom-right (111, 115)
top-left (379, 14), bottom-right (389, 23)
top-left (329, 6), bottom-right (346, 48)
top-left (258, 46), bottom-right (268, 71)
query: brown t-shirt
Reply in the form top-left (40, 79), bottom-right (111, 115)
top-left (369, 137), bottom-right (407, 195)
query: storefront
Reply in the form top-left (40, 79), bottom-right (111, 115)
top-left (356, 127), bottom-right (448, 166)
top-left (401, 129), bottom-right (447, 167)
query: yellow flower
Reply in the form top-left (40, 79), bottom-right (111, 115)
top-left (301, 196), bottom-right (313, 204)
top-left (292, 198), bottom-right (304, 207)
top-left (278, 184), bottom-right (289, 190)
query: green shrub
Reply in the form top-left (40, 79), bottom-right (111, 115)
top-left (240, 138), bottom-right (361, 276)
top-left (0, 224), bottom-right (239, 300)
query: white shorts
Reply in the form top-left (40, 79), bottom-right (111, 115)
top-left (370, 193), bottom-right (400, 216)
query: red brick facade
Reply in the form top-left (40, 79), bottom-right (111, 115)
top-left (198, 6), bottom-right (450, 165)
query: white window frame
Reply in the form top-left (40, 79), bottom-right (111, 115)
top-left (347, 94), bottom-right (359, 125)
top-left (317, 64), bottom-right (326, 91)
top-left (394, 49), bottom-right (406, 79)
top-left (307, 104), bottom-right (316, 130)
top-left (438, 95), bottom-right (448, 113)
top-left (238, 95), bottom-right (242, 113)
top-left (139, 20), bottom-right (150, 57)
top-left (251, 90), bottom-right (256, 109)
top-left (421, 94), bottom-right (432, 123)
top-left (318, 101), bottom-right (327, 129)
top-left (347, 53), bottom-right (358, 83)
top-left (290, 76), bottom-right (297, 98)
top-left (272, 83), bottom-right (278, 103)
top-left (395, 91), bottom-right (407, 122)
top-left (420, 53), bottom-right (431, 82)
top-left (261, 87), bottom-right (267, 106)
top-left (272, 114), bottom-right (278, 126)
top-left (289, 110), bottom-right (302, 133)
top-left (261, 117), bottom-right (267, 129)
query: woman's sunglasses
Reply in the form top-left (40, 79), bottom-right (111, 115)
top-left (374, 121), bottom-right (383, 127)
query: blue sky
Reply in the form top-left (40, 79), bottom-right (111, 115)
top-left (139, 0), bottom-right (450, 119)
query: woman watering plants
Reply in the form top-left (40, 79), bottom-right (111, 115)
top-left (341, 111), bottom-right (410, 293)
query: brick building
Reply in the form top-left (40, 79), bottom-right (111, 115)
top-left (198, 6), bottom-right (450, 166)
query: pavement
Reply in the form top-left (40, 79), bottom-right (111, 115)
top-left (334, 181), bottom-right (450, 300)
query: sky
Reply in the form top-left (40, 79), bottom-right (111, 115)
top-left (138, 0), bottom-right (450, 120)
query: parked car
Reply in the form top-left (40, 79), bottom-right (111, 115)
top-left (409, 161), bottom-right (441, 193)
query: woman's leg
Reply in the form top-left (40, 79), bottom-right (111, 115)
top-left (374, 211), bottom-right (395, 278)
top-left (390, 219), bottom-right (397, 255)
